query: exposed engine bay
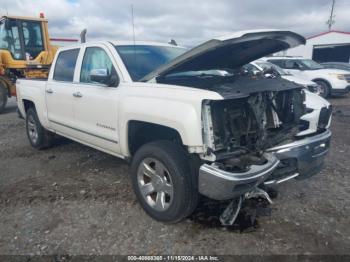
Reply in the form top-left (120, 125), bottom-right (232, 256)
top-left (158, 70), bottom-right (306, 172)
top-left (206, 87), bottom-right (304, 171)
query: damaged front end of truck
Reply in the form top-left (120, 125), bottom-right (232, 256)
top-left (199, 76), bottom-right (330, 224)
top-left (142, 30), bottom-right (331, 225)
top-left (199, 75), bottom-right (306, 197)
top-left (197, 75), bottom-right (309, 224)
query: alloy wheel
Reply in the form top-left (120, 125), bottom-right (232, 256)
top-left (27, 114), bottom-right (39, 144)
top-left (137, 157), bottom-right (174, 211)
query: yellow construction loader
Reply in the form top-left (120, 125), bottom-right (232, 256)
top-left (0, 14), bottom-right (57, 113)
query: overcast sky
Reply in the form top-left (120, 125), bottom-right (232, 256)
top-left (2, 0), bottom-right (350, 46)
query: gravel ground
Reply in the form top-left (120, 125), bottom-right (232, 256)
top-left (0, 97), bottom-right (349, 256)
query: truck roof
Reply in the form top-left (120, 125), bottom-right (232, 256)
top-left (57, 41), bottom-right (185, 51)
top-left (113, 41), bottom-right (185, 48)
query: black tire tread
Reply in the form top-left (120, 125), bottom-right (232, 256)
top-left (26, 108), bottom-right (54, 149)
top-left (315, 80), bottom-right (331, 98)
top-left (0, 82), bottom-right (8, 114)
top-left (131, 140), bottom-right (198, 223)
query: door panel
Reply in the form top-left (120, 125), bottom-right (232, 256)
top-left (72, 85), bottom-right (120, 153)
top-left (46, 48), bottom-right (80, 135)
top-left (46, 81), bottom-right (76, 134)
top-left (72, 46), bottom-right (121, 154)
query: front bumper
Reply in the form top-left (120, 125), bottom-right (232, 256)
top-left (198, 130), bottom-right (331, 200)
top-left (266, 129), bottom-right (331, 184)
top-left (198, 153), bottom-right (280, 200)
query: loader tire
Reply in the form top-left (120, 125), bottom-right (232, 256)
top-left (0, 82), bottom-right (8, 114)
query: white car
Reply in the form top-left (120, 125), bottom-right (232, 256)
top-left (16, 30), bottom-right (332, 224)
top-left (245, 60), bottom-right (331, 137)
top-left (266, 57), bottom-right (350, 97)
top-left (247, 60), bottom-right (321, 94)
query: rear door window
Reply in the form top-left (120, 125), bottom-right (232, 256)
top-left (53, 49), bottom-right (80, 82)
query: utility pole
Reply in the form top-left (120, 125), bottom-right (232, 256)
top-left (326, 0), bottom-right (336, 31)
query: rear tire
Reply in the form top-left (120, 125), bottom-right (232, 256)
top-left (0, 83), bottom-right (8, 114)
top-left (26, 108), bottom-right (54, 149)
top-left (315, 80), bottom-right (330, 98)
top-left (130, 140), bottom-right (198, 223)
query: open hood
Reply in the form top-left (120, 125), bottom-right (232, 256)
top-left (141, 29), bottom-right (305, 82)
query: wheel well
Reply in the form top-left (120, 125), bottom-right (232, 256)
top-left (23, 100), bottom-right (35, 112)
top-left (312, 78), bottom-right (331, 89)
top-left (128, 121), bottom-right (183, 156)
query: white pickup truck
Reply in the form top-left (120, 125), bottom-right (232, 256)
top-left (17, 30), bottom-right (332, 224)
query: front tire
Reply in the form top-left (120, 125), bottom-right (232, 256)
top-left (315, 80), bottom-right (330, 98)
top-left (26, 108), bottom-right (54, 149)
top-left (131, 140), bottom-right (198, 223)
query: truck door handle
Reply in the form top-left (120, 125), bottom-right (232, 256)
top-left (46, 88), bottom-right (54, 94)
top-left (73, 92), bottom-right (83, 98)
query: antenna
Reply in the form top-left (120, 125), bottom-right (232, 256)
top-left (131, 4), bottom-right (137, 69)
top-left (131, 4), bottom-right (136, 46)
top-left (326, 0), bottom-right (336, 31)
top-left (131, 5), bottom-right (135, 45)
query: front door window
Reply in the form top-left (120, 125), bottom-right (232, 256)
top-left (80, 47), bottom-right (117, 85)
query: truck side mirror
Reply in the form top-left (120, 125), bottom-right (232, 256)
top-left (90, 68), bottom-right (119, 87)
top-left (90, 68), bottom-right (108, 83)
top-left (108, 74), bottom-right (119, 87)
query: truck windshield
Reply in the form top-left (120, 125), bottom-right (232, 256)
top-left (115, 45), bottom-right (186, 81)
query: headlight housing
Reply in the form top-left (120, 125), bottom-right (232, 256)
top-left (328, 73), bottom-right (347, 80)
top-left (318, 105), bottom-right (332, 130)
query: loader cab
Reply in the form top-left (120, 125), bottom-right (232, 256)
top-left (0, 16), bottom-right (45, 61)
